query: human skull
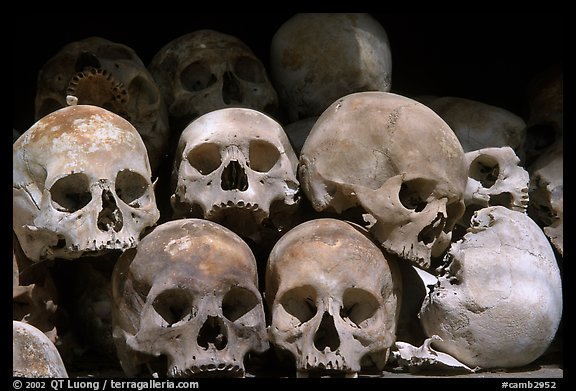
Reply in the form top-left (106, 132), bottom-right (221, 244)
top-left (299, 92), bottom-right (468, 269)
top-left (34, 36), bottom-right (170, 172)
top-left (13, 105), bottom-right (160, 262)
top-left (266, 218), bottom-right (402, 377)
top-left (148, 30), bottom-right (278, 131)
top-left (270, 13), bottom-right (392, 122)
top-left (524, 65), bottom-right (563, 166)
top-left (171, 107), bottom-right (300, 241)
top-left (419, 206), bottom-right (563, 368)
top-left (528, 141), bottom-right (563, 256)
top-left (112, 219), bottom-right (268, 378)
top-left (462, 146), bottom-right (529, 223)
top-left (13, 320), bottom-right (68, 378)
top-left (424, 97), bottom-right (526, 158)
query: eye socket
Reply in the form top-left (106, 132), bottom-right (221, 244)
top-left (222, 286), bottom-right (260, 323)
top-left (233, 56), bottom-right (265, 83)
top-left (187, 143), bottom-right (222, 175)
top-left (341, 288), bottom-right (379, 328)
top-left (50, 173), bottom-right (92, 212)
top-left (127, 75), bottom-right (159, 106)
top-left (249, 140), bottom-right (280, 172)
top-left (116, 170), bottom-right (150, 208)
top-left (469, 155), bottom-right (500, 188)
top-left (181, 62), bottom-right (217, 92)
top-left (152, 289), bottom-right (195, 327)
top-left (279, 285), bottom-right (317, 324)
top-left (398, 178), bottom-right (435, 212)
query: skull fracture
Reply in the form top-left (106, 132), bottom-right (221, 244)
top-left (13, 105), bottom-right (160, 261)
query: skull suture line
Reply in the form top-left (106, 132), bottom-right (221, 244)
top-left (266, 218), bottom-right (402, 377)
top-left (13, 105), bottom-right (160, 261)
top-left (34, 36), bottom-right (170, 172)
top-left (299, 91), bottom-right (468, 269)
top-left (111, 219), bottom-right (268, 378)
top-left (171, 107), bottom-right (300, 241)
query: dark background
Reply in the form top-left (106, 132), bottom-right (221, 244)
top-left (13, 12), bottom-right (563, 132)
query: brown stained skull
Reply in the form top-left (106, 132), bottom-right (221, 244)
top-left (35, 37), bottom-right (170, 170)
top-left (13, 105), bottom-right (160, 262)
top-left (299, 92), bottom-right (468, 269)
top-left (266, 218), bottom-right (402, 377)
top-left (149, 30), bottom-right (278, 131)
top-left (270, 13), bottom-right (392, 122)
top-left (111, 219), bottom-right (268, 378)
top-left (34, 36), bottom-right (170, 172)
top-left (171, 108), bottom-right (300, 242)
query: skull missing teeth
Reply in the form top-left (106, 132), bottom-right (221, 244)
top-left (111, 219), bottom-right (268, 378)
top-left (171, 107), bottom-right (300, 241)
top-left (266, 218), bottom-right (402, 377)
top-left (13, 105), bottom-right (160, 261)
top-left (299, 91), bottom-right (468, 268)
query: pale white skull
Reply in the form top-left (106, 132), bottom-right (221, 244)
top-left (528, 141), bottom-right (563, 256)
top-left (270, 13), bottom-right (392, 122)
top-left (34, 36), bottom-right (170, 172)
top-left (463, 146), bottom-right (529, 221)
top-left (148, 30), bottom-right (279, 131)
top-left (111, 218), bottom-right (268, 378)
top-left (299, 92), bottom-right (468, 269)
top-left (13, 320), bottom-right (68, 378)
top-left (424, 97), bottom-right (526, 158)
top-left (284, 116), bottom-right (318, 157)
top-left (13, 105), bottom-right (160, 262)
top-left (171, 107), bottom-right (300, 241)
top-left (266, 218), bottom-right (402, 377)
top-left (419, 206), bottom-right (563, 368)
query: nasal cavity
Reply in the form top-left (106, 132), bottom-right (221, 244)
top-left (313, 312), bottom-right (340, 352)
top-left (197, 316), bottom-right (228, 351)
top-left (97, 189), bottom-right (123, 232)
top-left (221, 160), bottom-right (248, 191)
top-left (222, 71), bottom-right (242, 104)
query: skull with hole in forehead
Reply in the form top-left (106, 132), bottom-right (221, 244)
top-left (13, 105), bottom-right (160, 262)
top-left (148, 30), bottom-right (279, 130)
top-left (171, 107), bottom-right (300, 241)
top-left (111, 219), bottom-right (268, 378)
top-left (34, 36), bottom-right (170, 172)
top-left (266, 218), bottom-right (402, 377)
top-left (299, 92), bottom-right (468, 269)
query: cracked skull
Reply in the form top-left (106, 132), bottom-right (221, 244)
top-left (266, 218), bottom-right (401, 377)
top-left (419, 206), bottom-right (563, 368)
top-left (111, 219), bottom-right (268, 377)
top-left (13, 105), bottom-right (160, 261)
top-left (148, 30), bottom-right (278, 131)
top-left (299, 91), bottom-right (468, 269)
top-left (171, 107), bottom-right (300, 241)
top-left (34, 36), bottom-right (170, 172)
